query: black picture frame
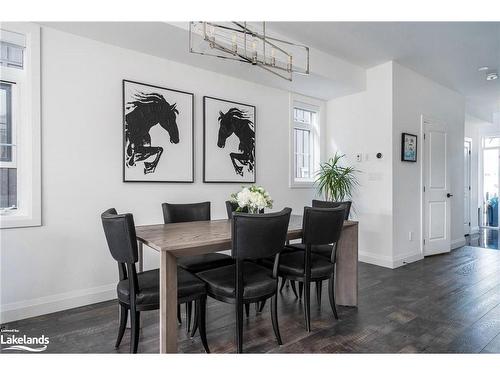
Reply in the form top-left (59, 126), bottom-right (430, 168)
top-left (401, 132), bottom-right (418, 162)
top-left (203, 96), bottom-right (256, 183)
top-left (122, 80), bottom-right (194, 183)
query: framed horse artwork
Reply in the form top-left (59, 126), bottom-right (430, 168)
top-left (203, 96), bottom-right (256, 183)
top-left (122, 80), bottom-right (194, 182)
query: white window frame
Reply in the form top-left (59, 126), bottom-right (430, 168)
top-left (289, 94), bottom-right (324, 188)
top-left (0, 23), bottom-right (41, 228)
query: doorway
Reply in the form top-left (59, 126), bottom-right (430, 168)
top-left (464, 138), bottom-right (471, 235)
top-left (422, 117), bottom-right (451, 256)
top-left (481, 136), bottom-right (500, 228)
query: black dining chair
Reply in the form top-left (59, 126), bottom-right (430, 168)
top-left (162, 202), bottom-right (233, 334)
top-left (101, 208), bottom-right (210, 353)
top-left (279, 200), bottom-right (349, 301)
top-left (225, 200), bottom-right (264, 219)
top-left (312, 199), bottom-right (351, 220)
top-left (196, 208), bottom-right (292, 353)
top-left (269, 206), bottom-right (345, 331)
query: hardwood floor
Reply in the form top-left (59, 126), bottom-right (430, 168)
top-left (2, 245), bottom-right (500, 354)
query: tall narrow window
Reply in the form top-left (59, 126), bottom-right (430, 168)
top-left (290, 101), bottom-right (320, 187)
top-left (0, 23), bottom-right (41, 228)
top-left (0, 81), bottom-right (17, 209)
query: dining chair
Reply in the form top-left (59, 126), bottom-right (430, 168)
top-left (279, 200), bottom-right (349, 302)
top-left (101, 208), bottom-right (210, 353)
top-left (162, 202), bottom-right (233, 334)
top-left (225, 200), bottom-right (266, 314)
top-left (269, 206), bottom-right (345, 331)
top-left (197, 208), bottom-right (292, 353)
top-left (312, 199), bottom-right (351, 220)
top-left (225, 200), bottom-right (264, 219)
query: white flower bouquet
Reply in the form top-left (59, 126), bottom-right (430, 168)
top-left (230, 185), bottom-right (273, 214)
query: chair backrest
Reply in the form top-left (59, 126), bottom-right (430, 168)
top-left (312, 199), bottom-right (351, 220)
top-left (302, 206), bottom-right (345, 246)
top-left (231, 208), bottom-right (292, 260)
top-left (101, 208), bottom-right (138, 264)
top-left (225, 200), bottom-right (264, 219)
top-left (162, 202), bottom-right (211, 224)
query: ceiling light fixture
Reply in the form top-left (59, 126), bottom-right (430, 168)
top-left (189, 22), bottom-right (310, 81)
top-left (478, 66), bottom-right (490, 71)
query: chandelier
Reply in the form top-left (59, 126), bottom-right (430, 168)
top-left (189, 22), bottom-right (310, 81)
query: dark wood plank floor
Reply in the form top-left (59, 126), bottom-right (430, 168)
top-left (2, 246), bottom-right (500, 354)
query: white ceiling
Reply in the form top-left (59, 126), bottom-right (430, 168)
top-left (42, 21), bottom-right (499, 122)
top-left (269, 22), bottom-right (500, 122)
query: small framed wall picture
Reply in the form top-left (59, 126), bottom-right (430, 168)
top-left (401, 132), bottom-right (417, 162)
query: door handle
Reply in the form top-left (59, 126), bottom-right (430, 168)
top-left (447, 193), bottom-right (453, 198)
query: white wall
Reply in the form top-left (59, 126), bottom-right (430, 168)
top-left (327, 61), bottom-right (465, 268)
top-left (0, 27), bottom-right (323, 322)
top-left (392, 62), bottom-right (466, 261)
top-left (327, 62), bottom-right (394, 267)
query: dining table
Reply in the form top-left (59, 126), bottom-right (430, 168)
top-left (135, 214), bottom-right (359, 353)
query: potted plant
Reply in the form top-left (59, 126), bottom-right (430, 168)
top-left (315, 153), bottom-right (359, 202)
top-left (230, 185), bottom-right (273, 214)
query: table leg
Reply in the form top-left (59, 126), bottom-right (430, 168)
top-left (160, 251), bottom-right (178, 353)
top-left (335, 223), bottom-right (358, 306)
top-left (137, 241), bottom-right (144, 273)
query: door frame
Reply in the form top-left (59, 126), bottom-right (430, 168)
top-left (464, 137), bottom-right (472, 235)
top-left (420, 115), bottom-right (451, 256)
top-left (479, 131), bottom-right (500, 228)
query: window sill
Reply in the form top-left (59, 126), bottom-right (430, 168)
top-left (0, 213), bottom-right (41, 229)
top-left (289, 180), bottom-right (315, 189)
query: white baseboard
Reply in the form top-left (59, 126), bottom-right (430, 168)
top-left (451, 237), bottom-right (466, 250)
top-left (0, 283), bottom-right (116, 324)
top-left (359, 249), bottom-right (423, 269)
top-left (358, 251), bottom-right (394, 269)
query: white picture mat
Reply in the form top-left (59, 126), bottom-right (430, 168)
top-left (204, 97), bottom-right (255, 183)
top-left (123, 81), bottom-right (193, 182)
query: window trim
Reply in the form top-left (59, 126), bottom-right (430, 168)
top-left (0, 23), bottom-right (41, 228)
top-left (289, 94), bottom-right (324, 189)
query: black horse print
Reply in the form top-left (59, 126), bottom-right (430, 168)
top-left (125, 92), bottom-right (180, 175)
top-left (217, 108), bottom-right (255, 176)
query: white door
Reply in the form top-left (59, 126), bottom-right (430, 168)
top-left (464, 139), bottom-right (471, 235)
top-left (423, 119), bottom-right (451, 256)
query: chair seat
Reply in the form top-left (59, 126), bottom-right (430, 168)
top-left (196, 262), bottom-right (276, 301)
top-left (285, 243), bottom-right (333, 259)
top-left (266, 251), bottom-right (333, 279)
top-left (117, 268), bottom-right (205, 306)
top-left (177, 253), bottom-right (234, 273)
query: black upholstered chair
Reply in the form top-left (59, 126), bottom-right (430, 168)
top-left (312, 199), bottom-right (351, 220)
top-left (225, 200), bottom-right (264, 219)
top-left (162, 202), bottom-right (233, 334)
top-left (101, 208), bottom-right (209, 353)
top-left (197, 208), bottom-right (292, 353)
top-left (271, 206), bottom-right (345, 331)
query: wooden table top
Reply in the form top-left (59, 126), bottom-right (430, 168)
top-left (136, 215), bottom-right (357, 257)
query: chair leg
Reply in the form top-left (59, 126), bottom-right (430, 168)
top-left (191, 300), bottom-right (200, 337)
top-left (186, 302), bottom-right (193, 333)
top-left (290, 280), bottom-right (298, 298)
top-left (177, 304), bottom-right (182, 325)
top-left (198, 297), bottom-right (210, 353)
top-left (236, 302), bottom-right (244, 353)
top-left (279, 277), bottom-right (287, 292)
top-left (304, 281), bottom-right (311, 332)
top-left (315, 281), bottom-right (323, 307)
top-left (328, 274), bottom-right (339, 320)
top-left (245, 303), bottom-right (250, 317)
top-left (130, 310), bottom-right (140, 354)
top-left (270, 292), bottom-right (282, 345)
top-left (298, 281), bottom-right (304, 300)
top-left (115, 304), bottom-right (128, 348)
top-left (259, 299), bottom-right (266, 313)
